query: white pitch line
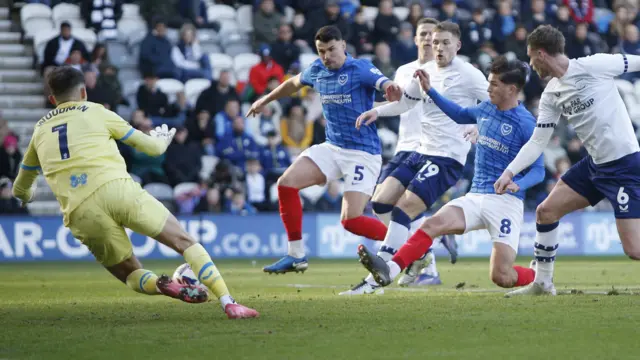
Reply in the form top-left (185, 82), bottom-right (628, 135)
top-left (282, 283), bottom-right (640, 296)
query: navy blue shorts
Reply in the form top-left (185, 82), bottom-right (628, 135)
top-left (376, 150), bottom-right (414, 184)
top-left (389, 153), bottom-right (464, 208)
top-left (561, 152), bottom-right (640, 219)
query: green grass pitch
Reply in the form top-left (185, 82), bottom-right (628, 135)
top-left (2, 257), bottom-right (640, 359)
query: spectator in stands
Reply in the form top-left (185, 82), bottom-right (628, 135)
top-left (175, 183), bottom-right (208, 214)
top-left (523, 0), bottom-right (550, 32)
top-left (407, 2), bottom-right (425, 30)
top-left (566, 136), bottom-right (587, 164)
top-left (96, 63), bottom-right (126, 111)
top-left (281, 101), bottom-right (313, 156)
top-left (253, 0), bottom-right (283, 48)
top-left (83, 64), bottom-right (114, 110)
top-left (245, 157), bottom-right (267, 210)
top-left (123, 111), bottom-right (169, 185)
top-left (606, 4), bottom-right (631, 51)
top-left (504, 24), bottom-right (528, 61)
top-left (164, 127), bottom-right (203, 186)
top-left (81, 0), bottom-right (123, 42)
top-left (293, 0), bottom-right (350, 47)
top-left (311, 114), bottom-right (326, 146)
top-left (622, 23), bottom-right (640, 55)
top-left (41, 22), bottom-right (90, 76)
top-left (554, 4), bottom-right (576, 39)
top-left (64, 50), bottom-right (88, 71)
top-left (438, 0), bottom-right (460, 24)
top-left (215, 99), bottom-right (241, 140)
top-left (194, 186), bottom-right (222, 213)
top-left (248, 99), bottom-right (282, 146)
top-left (372, 41), bottom-right (396, 79)
top-left (281, 61), bottom-right (307, 101)
top-left (315, 181), bottom-right (342, 212)
top-left (567, 22), bottom-right (598, 59)
top-left (178, 0), bottom-right (219, 30)
top-left (563, 0), bottom-right (594, 25)
top-left (171, 23), bottom-right (213, 82)
top-left (474, 41), bottom-right (499, 74)
top-left (137, 70), bottom-right (186, 127)
top-left (0, 178), bottom-right (27, 215)
top-left (350, 7), bottom-right (374, 56)
top-left (216, 116), bottom-right (260, 171)
top-left (90, 43), bottom-right (109, 71)
top-left (186, 110), bottom-right (216, 154)
top-left (260, 130), bottom-right (291, 177)
top-left (491, 0), bottom-right (518, 53)
top-left (227, 188), bottom-right (257, 215)
top-left (195, 69), bottom-right (239, 119)
top-left (140, 0), bottom-right (187, 29)
top-left (247, 44), bottom-right (284, 100)
top-left (139, 18), bottom-right (180, 80)
top-left (271, 24), bottom-right (301, 73)
top-left (463, 8), bottom-right (492, 56)
top-left (392, 22), bottom-right (418, 67)
top-left (373, 0), bottom-right (400, 45)
top-left (0, 134), bottom-right (20, 180)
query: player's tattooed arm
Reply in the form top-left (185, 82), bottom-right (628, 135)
top-left (246, 74), bottom-right (305, 118)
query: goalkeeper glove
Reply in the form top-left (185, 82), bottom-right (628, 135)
top-left (149, 124), bottom-right (177, 148)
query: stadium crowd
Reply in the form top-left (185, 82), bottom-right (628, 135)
top-left (2, 0), bottom-right (639, 215)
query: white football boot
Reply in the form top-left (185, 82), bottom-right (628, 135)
top-left (504, 259), bottom-right (556, 297)
top-left (397, 251), bottom-right (431, 287)
top-left (339, 279), bottom-right (385, 295)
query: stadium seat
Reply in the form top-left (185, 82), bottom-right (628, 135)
top-left (225, 43), bottom-right (253, 57)
top-left (166, 28), bottom-right (180, 45)
top-left (184, 78), bottom-right (212, 107)
top-left (358, 54), bottom-right (374, 62)
top-left (52, 3), bottom-right (81, 25)
top-left (20, 3), bottom-right (54, 38)
top-left (457, 8), bottom-right (472, 22)
top-left (236, 5), bottom-right (253, 32)
top-left (121, 4), bottom-right (141, 19)
top-left (129, 173), bottom-right (142, 184)
top-left (219, 19), bottom-right (241, 35)
top-left (220, 31), bottom-right (250, 49)
top-left (118, 18), bottom-right (147, 43)
top-left (196, 29), bottom-right (218, 43)
top-left (143, 183), bottom-right (174, 201)
top-left (118, 69), bottom-right (142, 89)
top-left (207, 4), bottom-right (237, 23)
top-left (156, 79), bottom-right (185, 103)
top-left (200, 155), bottom-right (219, 180)
top-left (209, 53), bottom-right (234, 75)
top-left (173, 182), bottom-right (200, 199)
top-left (284, 6), bottom-right (295, 23)
top-left (300, 53), bottom-right (319, 69)
top-left (235, 67), bottom-right (250, 82)
top-left (233, 53), bottom-right (260, 73)
top-left (71, 28), bottom-right (98, 52)
top-left (362, 7), bottom-right (378, 27)
top-left (392, 7), bottom-right (409, 21)
top-left (106, 41), bottom-right (136, 69)
top-left (201, 41), bottom-right (222, 54)
top-left (33, 29), bottom-right (58, 64)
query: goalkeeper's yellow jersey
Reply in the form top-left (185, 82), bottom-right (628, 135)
top-left (15, 101), bottom-right (167, 221)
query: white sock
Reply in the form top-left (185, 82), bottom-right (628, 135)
top-left (377, 220), bottom-right (410, 262)
top-left (375, 211), bottom-right (392, 227)
top-left (533, 222), bottom-right (560, 285)
top-left (288, 239), bottom-right (305, 258)
top-left (424, 249), bottom-right (437, 275)
top-left (387, 260), bottom-right (401, 280)
top-left (409, 217), bottom-right (424, 236)
top-left (220, 294), bottom-right (236, 308)
top-left (365, 273), bottom-right (378, 285)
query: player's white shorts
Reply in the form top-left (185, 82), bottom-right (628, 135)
top-left (444, 193), bottom-right (524, 252)
top-left (300, 142), bottom-right (382, 196)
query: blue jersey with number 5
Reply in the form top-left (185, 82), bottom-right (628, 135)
top-left (300, 54), bottom-right (390, 155)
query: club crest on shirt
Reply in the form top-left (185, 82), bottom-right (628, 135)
top-left (338, 73), bottom-right (348, 86)
top-left (501, 123), bottom-right (513, 136)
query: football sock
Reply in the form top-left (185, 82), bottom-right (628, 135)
top-left (513, 266), bottom-right (536, 287)
top-left (126, 269), bottom-right (160, 295)
top-left (533, 222), bottom-right (559, 285)
top-left (424, 248), bottom-right (437, 275)
top-left (377, 207), bottom-right (412, 262)
top-left (278, 186), bottom-right (303, 241)
top-left (372, 202), bottom-right (394, 226)
top-left (288, 239), bottom-right (305, 258)
top-left (183, 243), bottom-right (231, 301)
top-left (392, 229), bottom-right (433, 270)
top-left (342, 216), bottom-right (388, 241)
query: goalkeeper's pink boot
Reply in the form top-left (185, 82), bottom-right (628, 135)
top-left (225, 303), bottom-right (260, 319)
top-left (156, 275), bottom-right (209, 303)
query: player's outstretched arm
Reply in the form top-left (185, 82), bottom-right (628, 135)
top-left (246, 74), bottom-right (305, 117)
top-left (511, 155), bottom-right (545, 193)
top-left (372, 78), bottom-right (422, 117)
top-left (105, 109), bottom-right (175, 156)
top-left (12, 138), bottom-right (40, 205)
top-left (415, 69), bottom-right (476, 124)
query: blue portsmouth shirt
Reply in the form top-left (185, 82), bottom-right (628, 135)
top-left (426, 87), bottom-right (545, 200)
top-left (300, 54), bottom-right (390, 155)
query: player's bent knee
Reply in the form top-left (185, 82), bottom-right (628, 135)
top-left (421, 216), bottom-right (446, 238)
top-left (535, 201), bottom-right (559, 224)
top-left (490, 268), bottom-right (515, 288)
top-left (276, 174), bottom-right (295, 188)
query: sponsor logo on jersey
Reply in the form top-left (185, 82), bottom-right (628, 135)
top-left (321, 94), bottom-right (352, 104)
top-left (561, 97), bottom-right (595, 116)
top-left (70, 173), bottom-right (88, 188)
top-left (478, 136), bottom-right (509, 154)
top-left (338, 73), bottom-right (348, 85)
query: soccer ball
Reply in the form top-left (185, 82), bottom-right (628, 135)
top-left (172, 263), bottom-right (200, 285)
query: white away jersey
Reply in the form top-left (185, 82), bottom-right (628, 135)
top-left (418, 58), bottom-right (489, 165)
top-left (539, 53), bottom-right (640, 164)
top-left (393, 60), bottom-right (423, 153)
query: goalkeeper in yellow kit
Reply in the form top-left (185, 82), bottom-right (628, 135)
top-left (12, 66), bottom-right (258, 319)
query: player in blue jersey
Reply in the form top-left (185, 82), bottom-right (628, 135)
top-left (246, 26), bottom-right (402, 274)
top-left (357, 56), bottom-right (546, 289)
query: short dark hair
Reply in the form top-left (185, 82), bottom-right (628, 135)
top-left (490, 55), bottom-right (528, 89)
top-left (47, 66), bottom-right (85, 99)
top-left (433, 21), bottom-right (461, 39)
top-left (527, 25), bottom-right (565, 55)
top-left (416, 18), bottom-right (439, 27)
top-left (315, 25), bottom-right (342, 43)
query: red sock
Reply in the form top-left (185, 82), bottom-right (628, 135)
top-left (341, 216), bottom-right (388, 241)
top-left (278, 186), bottom-right (303, 241)
top-left (392, 229), bottom-right (433, 270)
top-left (513, 266), bottom-right (535, 287)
